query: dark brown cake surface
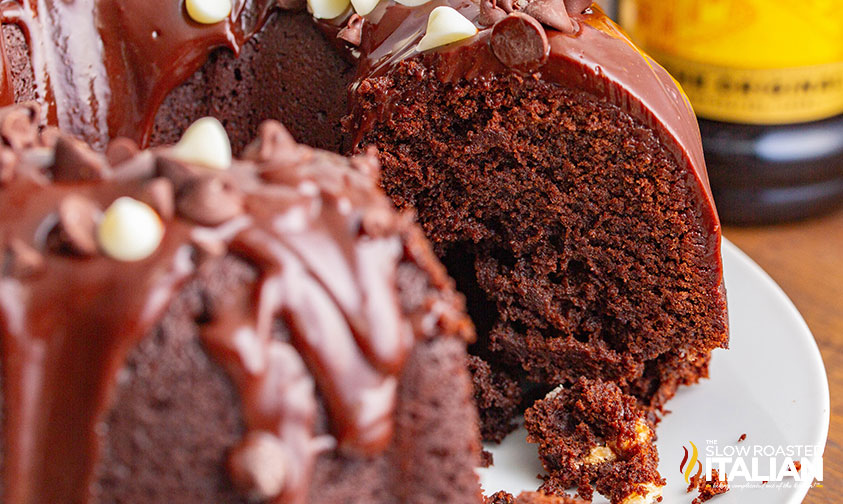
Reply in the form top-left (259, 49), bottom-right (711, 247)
top-left (0, 0), bottom-right (352, 152)
top-left (466, 354), bottom-right (522, 442)
top-left (0, 1), bottom-right (731, 500)
top-left (0, 104), bottom-right (481, 504)
top-left (524, 378), bottom-right (664, 503)
top-left (346, 0), bottom-right (728, 434)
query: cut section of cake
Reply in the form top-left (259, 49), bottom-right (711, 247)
top-left (0, 105), bottom-right (481, 504)
top-left (346, 0), bottom-right (728, 437)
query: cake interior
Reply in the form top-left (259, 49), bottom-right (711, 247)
top-left (355, 60), bottom-right (729, 422)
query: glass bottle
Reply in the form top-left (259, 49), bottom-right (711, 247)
top-left (619, 0), bottom-right (843, 224)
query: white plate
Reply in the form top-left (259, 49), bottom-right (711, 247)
top-left (477, 239), bottom-right (831, 503)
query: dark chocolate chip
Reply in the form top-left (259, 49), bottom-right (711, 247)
top-left (138, 178), bottom-right (176, 221)
top-left (491, 13), bottom-right (549, 70)
top-left (522, 0), bottom-right (575, 33)
top-left (190, 231), bottom-right (227, 262)
top-left (243, 120), bottom-right (298, 163)
top-left (0, 104), bottom-right (39, 150)
top-left (54, 195), bottom-right (102, 256)
top-left (39, 127), bottom-right (61, 149)
top-left (156, 156), bottom-right (205, 191)
top-left (478, 0), bottom-right (507, 26)
top-left (106, 137), bottom-right (140, 166)
top-left (51, 136), bottom-right (111, 182)
top-left (338, 14), bottom-right (364, 46)
top-left (4, 238), bottom-right (45, 278)
top-left (177, 174), bottom-right (244, 226)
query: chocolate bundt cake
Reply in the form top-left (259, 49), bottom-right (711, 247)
top-left (0, 0), bottom-right (729, 501)
top-left (345, 0), bottom-right (728, 434)
top-left (0, 0), bottom-right (353, 152)
top-left (0, 105), bottom-right (481, 503)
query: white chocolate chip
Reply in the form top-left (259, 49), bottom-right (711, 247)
top-left (583, 445), bottom-right (617, 465)
top-left (617, 419), bottom-right (653, 451)
top-left (97, 197), bottom-right (164, 262)
top-left (544, 384), bottom-right (565, 400)
top-left (308, 0), bottom-right (350, 19)
top-left (229, 432), bottom-right (288, 500)
top-left (185, 0), bottom-right (232, 24)
top-left (618, 483), bottom-right (664, 504)
top-left (394, 0), bottom-right (431, 5)
top-left (170, 117), bottom-right (232, 170)
top-left (351, 0), bottom-right (379, 15)
top-left (416, 6), bottom-right (478, 52)
top-left (635, 419), bottom-right (652, 444)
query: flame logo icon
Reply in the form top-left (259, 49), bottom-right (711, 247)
top-left (680, 441), bottom-right (703, 484)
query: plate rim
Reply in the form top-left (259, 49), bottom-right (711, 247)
top-left (477, 239), bottom-right (831, 503)
top-left (721, 238), bottom-right (831, 503)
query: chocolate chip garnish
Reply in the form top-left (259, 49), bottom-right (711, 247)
top-left (243, 120), bottom-right (298, 163)
top-left (177, 174), bottom-right (244, 226)
top-left (0, 103), bottom-right (39, 150)
top-left (4, 238), bottom-right (45, 278)
top-left (106, 137), bottom-right (140, 166)
top-left (138, 178), bottom-right (176, 221)
top-left (338, 14), bottom-right (364, 46)
top-left (228, 432), bottom-right (288, 501)
top-left (522, 0), bottom-right (574, 33)
top-left (478, 0), bottom-right (507, 26)
top-left (53, 195), bottom-right (102, 256)
top-left (491, 12), bottom-right (549, 70)
top-left (156, 156), bottom-right (206, 191)
top-left (190, 231), bottom-right (227, 263)
top-left (39, 126), bottom-right (61, 149)
top-left (51, 136), bottom-right (111, 182)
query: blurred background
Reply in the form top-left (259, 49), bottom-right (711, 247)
top-left (598, 3), bottom-right (841, 504)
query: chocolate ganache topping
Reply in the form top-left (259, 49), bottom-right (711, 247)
top-left (0, 104), bottom-right (471, 503)
top-left (0, 0), bottom-right (299, 150)
top-left (345, 0), bottom-right (720, 255)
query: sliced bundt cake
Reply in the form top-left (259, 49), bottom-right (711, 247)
top-left (0, 104), bottom-right (481, 504)
top-left (345, 0), bottom-right (728, 437)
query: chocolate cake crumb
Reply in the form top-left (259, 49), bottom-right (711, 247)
top-left (480, 449), bottom-right (495, 468)
top-left (485, 490), bottom-right (588, 504)
top-left (467, 355), bottom-right (522, 442)
top-left (688, 469), bottom-right (729, 503)
top-left (524, 378), bottom-right (664, 503)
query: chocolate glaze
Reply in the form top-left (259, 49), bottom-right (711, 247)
top-left (0, 110), bottom-right (467, 503)
top-left (346, 0), bottom-right (722, 266)
top-left (0, 0), bottom-right (286, 150)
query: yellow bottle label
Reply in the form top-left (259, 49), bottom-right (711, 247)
top-left (619, 0), bottom-right (843, 124)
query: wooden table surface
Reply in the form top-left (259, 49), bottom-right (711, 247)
top-left (724, 209), bottom-right (843, 504)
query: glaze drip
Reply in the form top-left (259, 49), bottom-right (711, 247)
top-left (0, 0), bottom-right (282, 150)
top-left (0, 115), bottom-right (428, 503)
